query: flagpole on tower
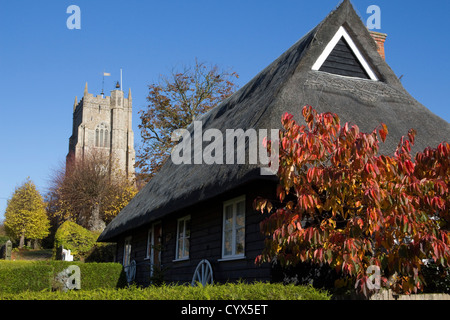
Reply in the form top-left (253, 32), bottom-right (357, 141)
top-left (102, 71), bottom-right (105, 97)
top-left (120, 68), bottom-right (123, 91)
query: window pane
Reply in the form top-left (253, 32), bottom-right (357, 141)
top-left (236, 200), bottom-right (245, 215)
top-left (225, 205), bottom-right (233, 231)
top-left (236, 228), bottom-right (245, 255)
top-left (104, 130), bottom-right (109, 147)
top-left (177, 239), bottom-right (183, 259)
top-left (178, 220), bottom-right (184, 238)
top-left (224, 230), bottom-right (232, 256)
top-left (236, 212), bottom-right (245, 229)
top-left (124, 239), bottom-right (131, 266)
top-left (147, 231), bottom-right (152, 258)
top-left (184, 238), bottom-right (190, 258)
top-left (185, 219), bottom-right (190, 238)
top-left (236, 200), bottom-right (245, 228)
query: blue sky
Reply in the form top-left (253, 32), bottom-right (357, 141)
top-left (0, 0), bottom-right (449, 221)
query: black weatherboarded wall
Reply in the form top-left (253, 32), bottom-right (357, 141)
top-left (115, 181), bottom-right (275, 286)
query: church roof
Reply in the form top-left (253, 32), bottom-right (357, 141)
top-left (98, 0), bottom-right (450, 242)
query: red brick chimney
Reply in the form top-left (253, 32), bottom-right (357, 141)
top-left (370, 31), bottom-right (387, 60)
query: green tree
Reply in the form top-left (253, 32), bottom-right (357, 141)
top-left (4, 178), bottom-right (50, 248)
top-left (136, 59), bottom-right (239, 181)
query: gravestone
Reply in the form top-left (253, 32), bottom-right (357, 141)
top-left (4, 240), bottom-right (12, 260)
top-left (62, 248), bottom-right (74, 261)
top-left (55, 245), bottom-right (64, 260)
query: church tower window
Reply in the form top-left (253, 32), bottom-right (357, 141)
top-left (104, 129), bottom-right (109, 148)
top-left (95, 123), bottom-right (109, 148)
top-left (95, 129), bottom-right (100, 147)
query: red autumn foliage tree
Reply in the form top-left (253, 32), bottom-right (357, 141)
top-left (255, 106), bottom-right (450, 296)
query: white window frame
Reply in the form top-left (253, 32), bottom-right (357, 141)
top-left (311, 26), bottom-right (379, 81)
top-left (123, 236), bottom-right (132, 266)
top-left (175, 215), bottom-right (190, 261)
top-left (145, 228), bottom-right (153, 260)
top-left (221, 195), bottom-right (246, 260)
top-left (145, 222), bottom-right (162, 278)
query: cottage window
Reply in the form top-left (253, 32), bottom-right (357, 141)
top-left (175, 215), bottom-right (190, 260)
top-left (146, 229), bottom-right (152, 259)
top-left (222, 196), bottom-right (245, 259)
top-left (123, 236), bottom-right (132, 267)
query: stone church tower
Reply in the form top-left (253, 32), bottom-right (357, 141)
top-left (67, 82), bottom-right (136, 179)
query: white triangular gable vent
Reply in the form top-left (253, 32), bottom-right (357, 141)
top-left (312, 26), bottom-right (378, 81)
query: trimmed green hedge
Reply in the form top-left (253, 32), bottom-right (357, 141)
top-left (0, 261), bottom-right (127, 293)
top-left (0, 261), bottom-right (331, 300)
top-left (0, 261), bottom-right (53, 293)
top-left (48, 261), bottom-right (128, 290)
top-left (0, 282), bottom-right (331, 300)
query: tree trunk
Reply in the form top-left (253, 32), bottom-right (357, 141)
top-left (88, 203), bottom-right (106, 232)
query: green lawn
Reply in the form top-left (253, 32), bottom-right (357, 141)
top-left (11, 248), bottom-right (53, 261)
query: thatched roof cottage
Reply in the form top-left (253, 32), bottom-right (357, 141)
top-left (98, 0), bottom-right (450, 286)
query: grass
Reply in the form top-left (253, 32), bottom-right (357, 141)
top-left (11, 248), bottom-right (53, 261)
top-left (0, 282), bottom-right (331, 300)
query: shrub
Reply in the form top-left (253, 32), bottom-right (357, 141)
top-left (54, 221), bottom-right (97, 260)
top-left (0, 261), bottom-right (53, 293)
top-left (0, 261), bottom-right (127, 293)
top-left (0, 235), bottom-right (10, 247)
top-left (45, 261), bottom-right (127, 291)
top-left (257, 106), bottom-right (450, 296)
top-left (422, 262), bottom-right (450, 294)
top-left (0, 282), bottom-right (331, 300)
top-left (85, 242), bottom-right (116, 263)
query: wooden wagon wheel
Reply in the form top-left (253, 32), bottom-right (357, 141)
top-left (191, 259), bottom-right (214, 286)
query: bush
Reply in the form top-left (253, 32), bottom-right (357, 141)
top-left (0, 261), bottom-right (54, 293)
top-left (85, 242), bottom-right (116, 263)
top-left (47, 261), bottom-right (127, 291)
top-left (0, 261), bottom-right (127, 293)
top-left (0, 235), bottom-right (10, 247)
top-left (0, 282), bottom-right (331, 300)
top-left (53, 221), bottom-right (98, 260)
top-left (422, 262), bottom-right (450, 294)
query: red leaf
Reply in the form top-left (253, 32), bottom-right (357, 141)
top-left (379, 123), bottom-right (388, 143)
top-left (408, 129), bottom-right (416, 146)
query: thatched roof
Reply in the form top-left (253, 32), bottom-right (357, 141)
top-left (98, 0), bottom-right (450, 242)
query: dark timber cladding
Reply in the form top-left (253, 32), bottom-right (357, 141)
top-left (113, 181), bottom-right (275, 285)
top-left (319, 37), bottom-right (370, 79)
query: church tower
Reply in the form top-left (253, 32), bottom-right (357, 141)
top-left (67, 82), bottom-right (136, 179)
